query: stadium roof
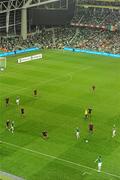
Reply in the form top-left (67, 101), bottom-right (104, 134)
top-left (0, 0), bottom-right (60, 13)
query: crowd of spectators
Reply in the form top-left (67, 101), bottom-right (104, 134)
top-left (79, 0), bottom-right (120, 7)
top-left (71, 8), bottom-right (120, 27)
top-left (70, 28), bottom-right (120, 54)
top-left (0, 26), bottom-right (120, 54)
top-left (0, 29), bottom-right (53, 51)
top-left (54, 27), bottom-right (76, 48)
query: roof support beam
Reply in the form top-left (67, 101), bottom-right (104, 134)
top-left (0, 0), bottom-right (60, 13)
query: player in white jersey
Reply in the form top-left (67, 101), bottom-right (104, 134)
top-left (76, 128), bottom-right (80, 139)
top-left (10, 121), bottom-right (15, 134)
top-left (95, 156), bottom-right (102, 172)
top-left (16, 97), bottom-right (20, 106)
top-left (112, 125), bottom-right (116, 138)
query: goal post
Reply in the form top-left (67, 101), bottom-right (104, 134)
top-left (0, 57), bottom-right (6, 70)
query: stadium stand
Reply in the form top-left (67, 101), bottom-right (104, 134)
top-left (0, 0), bottom-right (120, 54)
top-left (0, 26), bottom-right (120, 54)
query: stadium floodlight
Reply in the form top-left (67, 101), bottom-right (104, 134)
top-left (0, 57), bottom-right (6, 71)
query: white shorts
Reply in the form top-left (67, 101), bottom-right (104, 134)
top-left (16, 100), bottom-right (19, 105)
top-left (76, 132), bottom-right (80, 137)
top-left (11, 126), bottom-right (14, 131)
top-left (113, 130), bottom-right (116, 136)
top-left (98, 162), bottom-right (102, 168)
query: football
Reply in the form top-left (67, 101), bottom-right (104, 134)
top-left (0, 68), bottom-right (4, 71)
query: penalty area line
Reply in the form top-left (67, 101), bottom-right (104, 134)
top-left (82, 171), bottom-right (92, 176)
top-left (1, 141), bottom-right (120, 179)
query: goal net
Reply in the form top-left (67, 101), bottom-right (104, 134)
top-left (0, 57), bottom-right (6, 70)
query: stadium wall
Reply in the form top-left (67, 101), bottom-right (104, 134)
top-left (0, 47), bottom-right (40, 57)
top-left (1, 47), bottom-right (120, 58)
top-left (64, 47), bottom-right (120, 58)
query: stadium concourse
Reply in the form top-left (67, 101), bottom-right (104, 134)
top-left (0, 27), bottom-right (120, 54)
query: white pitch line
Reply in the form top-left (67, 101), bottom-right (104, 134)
top-left (1, 73), bottom-right (68, 97)
top-left (1, 66), bottom-right (92, 97)
top-left (82, 171), bottom-right (92, 176)
top-left (1, 141), bottom-right (120, 179)
top-left (0, 171), bottom-right (24, 180)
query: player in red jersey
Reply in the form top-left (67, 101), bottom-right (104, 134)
top-left (92, 85), bottom-right (96, 92)
top-left (33, 89), bottom-right (37, 97)
top-left (89, 122), bottom-right (94, 133)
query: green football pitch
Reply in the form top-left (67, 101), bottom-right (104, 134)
top-left (0, 49), bottom-right (120, 180)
